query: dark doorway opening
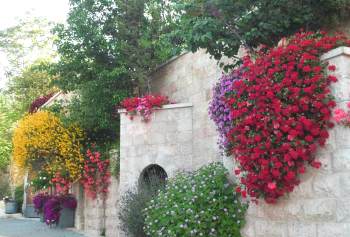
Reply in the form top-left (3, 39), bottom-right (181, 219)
top-left (138, 164), bottom-right (167, 194)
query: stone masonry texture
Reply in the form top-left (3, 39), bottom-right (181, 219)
top-left (78, 47), bottom-right (350, 237)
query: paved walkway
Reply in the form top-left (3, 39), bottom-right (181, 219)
top-left (0, 201), bottom-right (87, 237)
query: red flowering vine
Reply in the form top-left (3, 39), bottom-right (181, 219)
top-left (120, 94), bottom-right (170, 121)
top-left (81, 147), bottom-right (110, 199)
top-left (225, 31), bottom-right (350, 203)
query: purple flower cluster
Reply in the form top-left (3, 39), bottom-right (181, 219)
top-left (209, 70), bottom-right (241, 153)
top-left (36, 194), bottom-right (77, 225)
top-left (43, 197), bottom-right (61, 225)
top-left (33, 193), bottom-right (50, 214)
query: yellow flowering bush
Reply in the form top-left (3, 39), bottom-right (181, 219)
top-left (12, 111), bottom-right (84, 182)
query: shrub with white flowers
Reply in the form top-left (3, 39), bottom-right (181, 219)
top-left (143, 162), bottom-right (248, 237)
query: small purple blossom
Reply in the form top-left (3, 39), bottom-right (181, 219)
top-left (209, 70), bottom-right (241, 153)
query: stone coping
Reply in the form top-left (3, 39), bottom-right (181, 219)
top-left (321, 46), bottom-right (350, 60)
top-left (118, 102), bottom-right (193, 113)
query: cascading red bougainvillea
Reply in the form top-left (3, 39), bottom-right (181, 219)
top-left (29, 93), bottom-right (54, 113)
top-left (225, 31), bottom-right (350, 203)
top-left (80, 146), bottom-right (110, 199)
top-left (120, 94), bottom-right (170, 121)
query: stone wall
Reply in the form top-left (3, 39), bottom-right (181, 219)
top-left (119, 103), bottom-right (193, 193)
top-left (241, 47), bottom-right (350, 237)
top-left (73, 163), bottom-right (120, 237)
top-left (151, 50), bottom-right (223, 169)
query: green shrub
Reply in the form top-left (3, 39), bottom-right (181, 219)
top-left (30, 170), bottom-right (52, 192)
top-left (119, 173), bottom-right (166, 237)
top-left (144, 162), bottom-right (247, 237)
top-left (14, 185), bottom-right (24, 212)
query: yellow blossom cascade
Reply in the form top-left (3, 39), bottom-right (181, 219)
top-left (12, 111), bottom-right (84, 182)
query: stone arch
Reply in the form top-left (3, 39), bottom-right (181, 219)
top-left (138, 164), bottom-right (168, 192)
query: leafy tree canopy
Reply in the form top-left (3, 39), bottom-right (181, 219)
top-left (171, 0), bottom-right (350, 63)
top-left (7, 59), bottom-right (57, 113)
top-left (0, 17), bottom-right (55, 78)
top-left (0, 93), bottom-right (18, 170)
top-left (53, 0), bottom-right (177, 144)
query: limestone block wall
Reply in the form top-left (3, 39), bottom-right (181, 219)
top-left (105, 176), bottom-right (121, 237)
top-left (119, 103), bottom-right (193, 193)
top-left (241, 47), bottom-right (350, 237)
top-left (151, 50), bottom-right (223, 169)
top-left (73, 160), bottom-right (120, 237)
top-left (73, 177), bottom-right (120, 237)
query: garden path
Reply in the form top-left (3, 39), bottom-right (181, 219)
top-left (0, 201), bottom-right (87, 237)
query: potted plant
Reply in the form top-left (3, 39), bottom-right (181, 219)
top-left (4, 196), bottom-right (18, 214)
top-left (33, 193), bottom-right (50, 222)
top-left (58, 195), bottom-right (77, 228)
top-left (43, 194), bottom-right (77, 228)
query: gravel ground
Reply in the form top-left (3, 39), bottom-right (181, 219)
top-left (0, 201), bottom-right (87, 237)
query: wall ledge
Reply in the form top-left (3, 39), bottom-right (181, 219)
top-left (118, 102), bottom-right (193, 113)
top-left (321, 46), bottom-right (350, 61)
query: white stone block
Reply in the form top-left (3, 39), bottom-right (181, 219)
top-left (255, 221), bottom-right (288, 237)
top-left (313, 173), bottom-right (341, 197)
top-left (317, 223), bottom-right (350, 237)
top-left (335, 126), bottom-right (350, 149)
top-left (241, 217), bottom-right (256, 237)
top-left (303, 199), bottom-right (336, 221)
top-left (288, 222), bottom-right (316, 237)
top-left (336, 198), bottom-right (350, 222)
top-left (333, 149), bottom-right (350, 171)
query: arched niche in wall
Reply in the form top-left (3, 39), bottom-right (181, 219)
top-left (138, 164), bottom-right (168, 194)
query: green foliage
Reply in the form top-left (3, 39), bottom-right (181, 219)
top-left (144, 163), bottom-right (248, 237)
top-left (52, 0), bottom-right (177, 144)
top-left (14, 185), bottom-right (24, 212)
top-left (30, 170), bottom-right (52, 192)
top-left (171, 0), bottom-right (350, 64)
top-left (119, 175), bottom-right (166, 237)
top-left (0, 17), bottom-right (55, 78)
top-left (0, 18), bottom-right (57, 173)
top-left (0, 93), bottom-right (18, 170)
top-left (7, 59), bottom-right (57, 113)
